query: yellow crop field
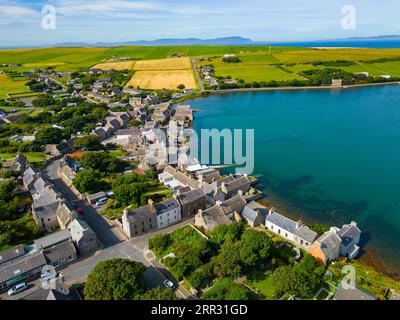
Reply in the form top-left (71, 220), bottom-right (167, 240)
top-left (126, 70), bottom-right (197, 90)
top-left (134, 57), bottom-right (191, 70)
top-left (92, 61), bottom-right (135, 71)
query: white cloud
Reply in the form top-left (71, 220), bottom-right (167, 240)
top-left (0, 6), bottom-right (38, 16)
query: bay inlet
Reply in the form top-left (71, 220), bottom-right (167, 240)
top-left (191, 85), bottom-right (400, 278)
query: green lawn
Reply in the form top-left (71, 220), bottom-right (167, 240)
top-left (0, 74), bottom-right (28, 98)
top-left (0, 152), bottom-right (46, 163)
top-left (150, 225), bottom-right (204, 259)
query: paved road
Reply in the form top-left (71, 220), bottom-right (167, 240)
top-left (45, 159), bottom-right (125, 247)
top-left (191, 58), bottom-right (204, 91)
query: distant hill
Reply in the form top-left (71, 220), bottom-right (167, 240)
top-left (49, 36), bottom-right (260, 48)
top-left (2, 35), bottom-right (400, 50)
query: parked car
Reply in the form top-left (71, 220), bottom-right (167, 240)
top-left (95, 197), bottom-right (108, 207)
top-left (163, 279), bottom-right (176, 289)
top-left (8, 282), bottom-right (28, 296)
top-left (40, 270), bottom-right (57, 282)
top-left (75, 207), bottom-right (84, 216)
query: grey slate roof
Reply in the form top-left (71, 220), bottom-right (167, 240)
top-left (219, 195), bottom-right (246, 215)
top-left (155, 198), bottom-right (180, 215)
top-left (44, 241), bottom-right (76, 264)
top-left (266, 210), bottom-right (318, 243)
top-left (198, 206), bottom-right (231, 230)
top-left (318, 231), bottom-right (342, 255)
top-left (0, 252), bottom-right (47, 284)
top-left (334, 286), bottom-right (376, 300)
top-left (295, 225), bottom-right (318, 243)
top-left (34, 229), bottom-right (71, 250)
top-left (266, 211), bottom-right (297, 234)
top-left (242, 206), bottom-right (258, 222)
top-left (125, 204), bottom-right (157, 222)
top-left (338, 223), bottom-right (361, 247)
top-left (0, 245), bottom-right (25, 265)
top-left (177, 188), bottom-right (206, 205)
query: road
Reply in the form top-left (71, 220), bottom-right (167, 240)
top-left (45, 159), bottom-right (125, 247)
top-left (191, 58), bottom-right (204, 91)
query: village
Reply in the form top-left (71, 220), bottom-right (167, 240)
top-left (0, 64), bottom-right (399, 301)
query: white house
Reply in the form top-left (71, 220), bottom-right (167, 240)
top-left (265, 208), bottom-right (318, 248)
top-left (155, 198), bottom-right (181, 229)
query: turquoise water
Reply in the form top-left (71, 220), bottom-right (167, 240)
top-left (191, 85), bottom-right (400, 276)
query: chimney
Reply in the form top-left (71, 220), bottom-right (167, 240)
top-left (148, 198), bottom-right (155, 207)
top-left (215, 200), bottom-right (222, 207)
top-left (268, 207), bottom-right (275, 215)
top-left (350, 221), bottom-right (357, 227)
top-left (237, 190), bottom-right (243, 196)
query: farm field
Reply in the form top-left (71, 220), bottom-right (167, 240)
top-left (2, 46), bottom-right (400, 86)
top-left (125, 57), bottom-right (197, 89)
top-left (126, 70), bottom-right (197, 90)
top-left (92, 61), bottom-right (135, 71)
top-left (0, 74), bottom-right (28, 98)
top-left (134, 57), bottom-right (192, 70)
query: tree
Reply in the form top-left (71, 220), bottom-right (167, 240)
top-left (73, 169), bottom-right (107, 194)
top-left (36, 127), bottom-right (65, 145)
top-left (140, 287), bottom-right (178, 300)
top-left (79, 152), bottom-right (128, 174)
top-left (187, 263), bottom-right (215, 290)
top-left (177, 84), bottom-right (185, 91)
top-left (215, 241), bottom-right (243, 277)
top-left (128, 118), bottom-right (142, 127)
top-left (84, 259), bottom-right (147, 300)
top-left (211, 222), bottom-right (245, 246)
top-left (75, 135), bottom-right (102, 151)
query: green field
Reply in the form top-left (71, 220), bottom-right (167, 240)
top-left (0, 74), bottom-right (28, 98)
top-left (2, 46), bottom-right (400, 88)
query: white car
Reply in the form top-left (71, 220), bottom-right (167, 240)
top-left (163, 279), bottom-right (176, 289)
top-left (40, 270), bottom-right (57, 282)
top-left (95, 197), bottom-right (108, 207)
top-left (8, 282), bottom-right (28, 296)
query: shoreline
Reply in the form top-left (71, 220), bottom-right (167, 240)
top-left (177, 81), bottom-right (400, 104)
top-left (185, 84), bottom-right (400, 283)
top-left (258, 190), bottom-right (400, 281)
top-left (205, 81), bottom-right (400, 95)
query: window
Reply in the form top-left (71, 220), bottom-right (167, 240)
top-left (278, 229), bottom-right (281, 235)
top-left (67, 255), bottom-right (74, 262)
top-left (285, 233), bottom-right (288, 237)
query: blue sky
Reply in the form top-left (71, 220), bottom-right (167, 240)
top-left (1, 0), bottom-right (400, 46)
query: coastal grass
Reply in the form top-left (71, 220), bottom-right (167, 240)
top-left (328, 259), bottom-right (400, 300)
